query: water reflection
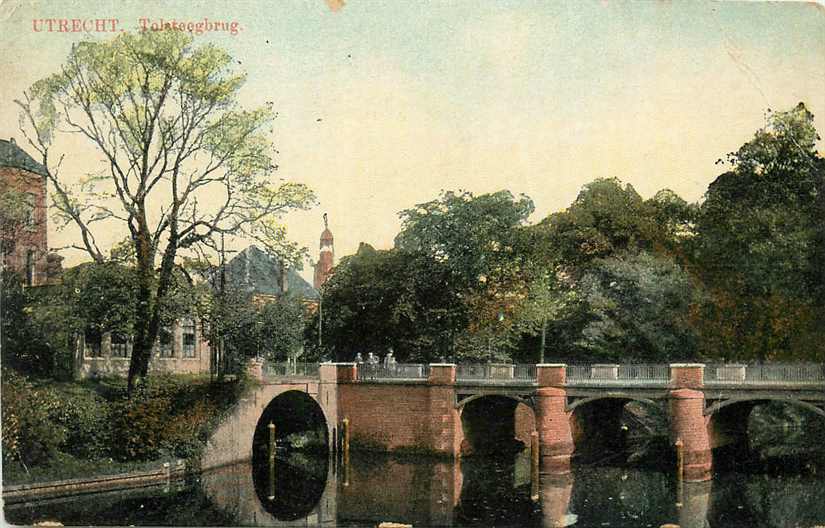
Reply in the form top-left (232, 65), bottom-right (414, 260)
top-left (6, 452), bottom-right (825, 526)
top-left (251, 452), bottom-right (329, 521)
top-left (237, 452), bottom-right (824, 528)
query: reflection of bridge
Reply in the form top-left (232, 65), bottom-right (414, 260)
top-left (203, 362), bottom-right (824, 483)
top-left (200, 450), bottom-right (716, 527)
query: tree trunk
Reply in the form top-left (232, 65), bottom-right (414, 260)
top-left (128, 254), bottom-right (154, 393)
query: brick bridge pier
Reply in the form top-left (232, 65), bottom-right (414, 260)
top-left (203, 361), bottom-right (825, 483)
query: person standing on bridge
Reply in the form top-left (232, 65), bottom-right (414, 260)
top-left (386, 349), bottom-right (396, 375)
top-left (367, 352), bottom-right (378, 379)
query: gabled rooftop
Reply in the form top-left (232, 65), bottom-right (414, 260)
top-left (0, 138), bottom-right (48, 177)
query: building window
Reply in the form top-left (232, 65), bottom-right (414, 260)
top-left (182, 320), bottom-right (196, 358)
top-left (25, 250), bottom-right (35, 286)
top-left (23, 194), bottom-right (36, 229)
top-left (111, 333), bottom-right (129, 358)
top-left (85, 328), bottom-right (103, 358)
top-left (159, 327), bottom-right (174, 358)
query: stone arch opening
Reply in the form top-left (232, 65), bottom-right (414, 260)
top-left (568, 396), bottom-right (668, 465)
top-left (251, 390), bottom-right (329, 521)
top-left (706, 398), bottom-right (825, 472)
top-left (458, 395), bottom-right (535, 456)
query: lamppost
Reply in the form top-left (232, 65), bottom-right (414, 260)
top-left (256, 320), bottom-right (264, 361)
top-left (488, 310), bottom-right (505, 364)
top-left (318, 289), bottom-right (323, 350)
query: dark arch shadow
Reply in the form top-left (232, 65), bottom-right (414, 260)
top-left (706, 397), bottom-right (825, 472)
top-left (568, 395), bottom-right (668, 465)
top-left (460, 395), bottom-right (534, 456)
top-left (567, 393), bottom-right (663, 413)
top-left (251, 390), bottom-right (329, 521)
top-left (705, 397), bottom-right (825, 419)
top-left (456, 393), bottom-right (534, 410)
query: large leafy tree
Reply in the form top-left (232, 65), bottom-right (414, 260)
top-left (17, 32), bottom-right (314, 390)
top-left (540, 179), bottom-right (695, 272)
top-left (530, 179), bottom-right (699, 363)
top-left (316, 243), bottom-right (466, 362)
top-left (690, 103), bottom-right (825, 361)
top-left (395, 190), bottom-right (535, 351)
top-left (212, 289), bottom-right (306, 372)
top-left (574, 252), bottom-right (702, 363)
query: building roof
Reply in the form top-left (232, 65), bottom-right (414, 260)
top-left (320, 228), bottom-right (333, 242)
top-left (222, 245), bottom-right (319, 300)
top-left (0, 138), bottom-right (47, 177)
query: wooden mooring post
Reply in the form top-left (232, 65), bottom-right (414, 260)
top-left (530, 431), bottom-right (540, 501)
top-left (675, 439), bottom-right (684, 508)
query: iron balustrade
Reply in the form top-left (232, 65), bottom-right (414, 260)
top-left (704, 363), bottom-right (825, 386)
top-left (565, 364), bottom-right (670, 386)
top-left (257, 361), bottom-right (824, 388)
top-left (455, 364), bottom-right (537, 383)
top-left (263, 361), bottom-right (320, 379)
top-left (356, 363), bottom-right (430, 381)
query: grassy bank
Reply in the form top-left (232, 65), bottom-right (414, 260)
top-left (1, 370), bottom-right (254, 486)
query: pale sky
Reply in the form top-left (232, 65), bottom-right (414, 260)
top-left (1, 1), bottom-right (824, 281)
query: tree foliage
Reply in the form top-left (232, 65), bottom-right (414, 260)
top-left (574, 252), bottom-right (702, 362)
top-left (315, 243), bottom-right (466, 362)
top-left (210, 289), bottom-right (307, 372)
top-left (17, 31), bottom-right (314, 390)
top-left (690, 103), bottom-right (825, 361)
top-left (540, 179), bottom-right (694, 272)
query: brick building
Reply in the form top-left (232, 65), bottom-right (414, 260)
top-left (0, 138), bottom-right (61, 285)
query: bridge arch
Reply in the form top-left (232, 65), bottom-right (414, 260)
top-left (566, 393), bottom-right (663, 413)
top-left (704, 397), bottom-right (825, 419)
top-left (565, 393), bottom-right (668, 464)
top-left (252, 389), bottom-right (330, 456)
top-left (457, 394), bottom-right (535, 456)
top-left (250, 390), bottom-right (330, 521)
top-left (455, 393), bottom-right (534, 410)
top-left (705, 396), bottom-right (825, 471)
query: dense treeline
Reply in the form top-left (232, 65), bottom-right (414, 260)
top-left (312, 104), bottom-right (825, 364)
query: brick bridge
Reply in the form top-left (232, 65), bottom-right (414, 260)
top-left (203, 361), bottom-right (824, 482)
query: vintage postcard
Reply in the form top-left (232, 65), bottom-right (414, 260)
top-left (1, 1), bottom-right (824, 527)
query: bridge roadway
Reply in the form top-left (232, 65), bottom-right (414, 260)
top-left (202, 362), bottom-right (824, 483)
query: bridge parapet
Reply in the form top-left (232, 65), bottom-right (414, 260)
top-left (260, 360), bottom-right (824, 390)
top-left (704, 362), bottom-right (824, 387)
top-left (262, 360), bottom-right (320, 381)
top-left (566, 364), bottom-right (669, 387)
top-left (356, 363), bottom-right (431, 382)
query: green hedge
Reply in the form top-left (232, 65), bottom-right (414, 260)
top-left (2, 370), bottom-right (252, 483)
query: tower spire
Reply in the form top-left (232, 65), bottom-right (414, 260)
top-left (314, 213), bottom-right (334, 289)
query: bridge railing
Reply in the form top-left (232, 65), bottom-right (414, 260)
top-left (566, 364), bottom-right (670, 386)
top-left (455, 364), bottom-right (537, 383)
top-left (704, 363), bottom-right (825, 386)
top-left (263, 361), bottom-right (320, 379)
top-left (259, 361), bottom-right (824, 388)
top-left (356, 363), bottom-right (431, 381)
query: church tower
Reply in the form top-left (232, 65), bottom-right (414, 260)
top-left (313, 213), bottom-right (334, 289)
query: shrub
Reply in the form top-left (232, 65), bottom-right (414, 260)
top-left (48, 388), bottom-right (112, 459)
top-left (160, 399), bottom-right (218, 459)
top-left (109, 394), bottom-right (173, 461)
top-left (1, 371), bottom-right (67, 467)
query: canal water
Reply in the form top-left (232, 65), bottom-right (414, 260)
top-left (6, 450), bottom-right (825, 527)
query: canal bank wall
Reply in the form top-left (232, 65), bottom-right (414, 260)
top-left (2, 461), bottom-right (186, 504)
